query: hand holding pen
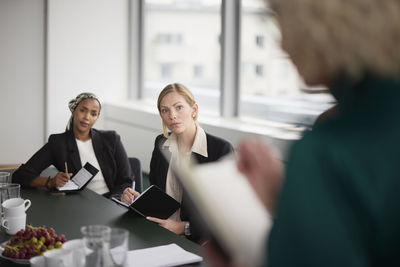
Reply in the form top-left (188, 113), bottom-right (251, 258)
top-left (121, 181), bottom-right (140, 204)
top-left (47, 161), bottom-right (72, 188)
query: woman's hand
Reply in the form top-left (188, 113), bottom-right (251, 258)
top-left (203, 241), bottom-right (246, 267)
top-left (48, 172), bottom-right (72, 188)
top-left (236, 138), bottom-right (283, 214)
top-left (146, 217), bottom-right (185, 235)
top-left (121, 187), bottom-right (140, 204)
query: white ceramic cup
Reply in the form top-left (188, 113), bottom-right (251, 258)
top-left (62, 239), bottom-right (86, 267)
top-left (1, 213), bottom-right (26, 235)
top-left (0, 183), bottom-right (20, 217)
top-left (44, 248), bottom-right (73, 267)
top-left (1, 197), bottom-right (31, 218)
top-left (30, 255), bottom-right (45, 267)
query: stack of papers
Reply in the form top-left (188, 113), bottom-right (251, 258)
top-left (124, 243), bottom-right (202, 267)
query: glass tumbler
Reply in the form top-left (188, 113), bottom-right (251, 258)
top-left (0, 183), bottom-right (20, 213)
top-left (109, 228), bottom-right (129, 267)
top-left (0, 172), bottom-right (11, 184)
top-left (81, 225), bottom-right (113, 267)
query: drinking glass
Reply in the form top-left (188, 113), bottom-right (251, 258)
top-left (81, 225), bottom-right (113, 267)
top-left (0, 172), bottom-right (11, 183)
top-left (109, 228), bottom-right (129, 267)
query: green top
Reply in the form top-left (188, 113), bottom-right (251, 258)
top-left (267, 73), bottom-right (400, 267)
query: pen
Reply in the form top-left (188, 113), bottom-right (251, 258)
top-left (65, 161), bottom-right (68, 174)
top-left (131, 181), bottom-right (136, 203)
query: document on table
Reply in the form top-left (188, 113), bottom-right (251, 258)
top-left (124, 243), bottom-right (203, 267)
top-left (57, 162), bottom-right (99, 192)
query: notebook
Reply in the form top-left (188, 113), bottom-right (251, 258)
top-left (112, 185), bottom-right (180, 220)
top-left (165, 152), bottom-right (272, 267)
top-left (56, 162), bottom-right (99, 192)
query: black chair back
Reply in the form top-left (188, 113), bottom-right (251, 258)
top-left (128, 157), bottom-right (143, 193)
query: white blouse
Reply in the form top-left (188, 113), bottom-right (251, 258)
top-left (162, 125), bottom-right (208, 221)
top-left (75, 138), bottom-right (109, 195)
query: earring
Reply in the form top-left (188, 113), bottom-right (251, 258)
top-left (192, 114), bottom-right (195, 118)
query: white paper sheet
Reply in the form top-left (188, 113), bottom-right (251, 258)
top-left (124, 243), bottom-right (202, 267)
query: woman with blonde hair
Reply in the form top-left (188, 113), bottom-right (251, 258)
top-left (122, 83), bottom-right (233, 241)
top-left (205, 0), bottom-right (400, 266)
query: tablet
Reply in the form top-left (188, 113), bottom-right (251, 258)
top-left (56, 162), bottom-right (99, 192)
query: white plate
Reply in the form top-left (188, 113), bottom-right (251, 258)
top-left (0, 241), bottom-right (31, 265)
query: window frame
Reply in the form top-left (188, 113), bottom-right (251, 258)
top-left (130, 0), bottom-right (242, 119)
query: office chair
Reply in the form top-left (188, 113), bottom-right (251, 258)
top-left (128, 157), bottom-right (143, 193)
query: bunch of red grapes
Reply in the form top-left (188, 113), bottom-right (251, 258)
top-left (1, 225), bottom-right (67, 260)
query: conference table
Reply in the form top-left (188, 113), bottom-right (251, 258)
top-left (0, 186), bottom-right (204, 266)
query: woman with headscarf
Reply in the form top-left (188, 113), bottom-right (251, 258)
top-left (12, 92), bottom-right (133, 197)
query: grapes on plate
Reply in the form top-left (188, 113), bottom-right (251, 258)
top-left (1, 225), bottom-right (67, 260)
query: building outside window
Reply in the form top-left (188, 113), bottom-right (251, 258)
top-left (143, 0), bottom-right (221, 113)
top-left (240, 0), bottom-right (334, 126)
top-left (141, 0), bottom-right (334, 127)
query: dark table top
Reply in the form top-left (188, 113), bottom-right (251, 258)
top-left (0, 187), bottom-right (204, 266)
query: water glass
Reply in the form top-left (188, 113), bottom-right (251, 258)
top-left (81, 225), bottom-right (113, 267)
top-left (0, 172), bottom-right (11, 183)
top-left (0, 183), bottom-right (20, 219)
top-left (109, 228), bottom-right (129, 267)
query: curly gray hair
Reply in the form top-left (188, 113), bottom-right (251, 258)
top-left (268, 0), bottom-right (400, 84)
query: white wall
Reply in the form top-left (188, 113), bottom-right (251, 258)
top-left (0, 0), bottom-right (45, 165)
top-left (46, 0), bottom-right (129, 135)
top-left (0, 0), bottom-right (130, 165)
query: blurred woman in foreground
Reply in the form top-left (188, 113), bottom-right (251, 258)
top-left (206, 0), bottom-right (400, 266)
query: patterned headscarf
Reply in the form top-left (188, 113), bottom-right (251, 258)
top-left (66, 92), bottom-right (101, 131)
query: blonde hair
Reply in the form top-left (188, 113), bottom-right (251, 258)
top-left (269, 0), bottom-right (400, 82)
top-left (157, 83), bottom-right (198, 138)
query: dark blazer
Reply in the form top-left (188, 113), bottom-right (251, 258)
top-left (12, 129), bottom-right (133, 196)
top-left (149, 132), bottom-right (234, 242)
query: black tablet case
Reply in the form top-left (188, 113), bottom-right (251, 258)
top-left (129, 185), bottom-right (180, 219)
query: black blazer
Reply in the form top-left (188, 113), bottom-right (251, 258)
top-left (149, 132), bottom-right (234, 242)
top-left (12, 129), bottom-right (133, 196)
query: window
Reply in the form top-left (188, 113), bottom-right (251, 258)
top-left (193, 65), bottom-right (204, 78)
top-left (255, 64), bottom-right (263, 76)
top-left (143, 0), bottom-right (222, 112)
top-left (255, 35), bottom-right (264, 48)
top-left (161, 64), bottom-right (172, 78)
top-left (132, 0), bottom-right (334, 128)
top-left (240, 0), bottom-right (334, 126)
top-left (156, 33), bottom-right (183, 44)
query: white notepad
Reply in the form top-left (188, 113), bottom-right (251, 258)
top-left (56, 162), bottom-right (98, 192)
top-left (168, 154), bottom-right (272, 267)
top-left (124, 243), bottom-right (202, 267)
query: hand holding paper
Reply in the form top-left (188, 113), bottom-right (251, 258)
top-left (236, 138), bottom-right (283, 213)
